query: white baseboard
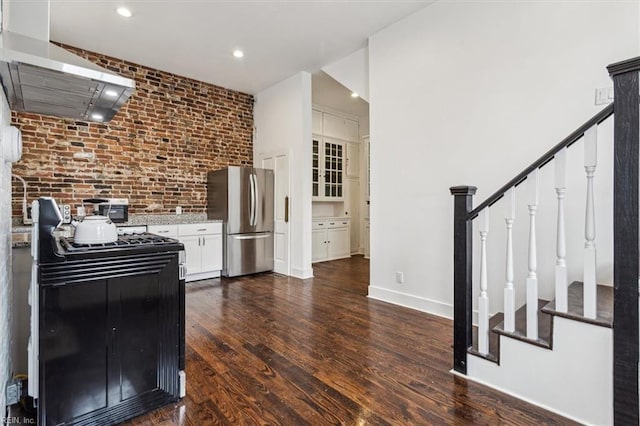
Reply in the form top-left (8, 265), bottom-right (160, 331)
top-left (367, 286), bottom-right (453, 319)
top-left (291, 267), bottom-right (313, 279)
top-left (185, 270), bottom-right (221, 282)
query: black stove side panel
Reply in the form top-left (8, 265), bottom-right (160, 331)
top-left (39, 251), bottom-right (182, 426)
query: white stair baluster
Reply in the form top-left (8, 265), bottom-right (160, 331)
top-left (583, 125), bottom-right (598, 319)
top-left (504, 188), bottom-right (515, 332)
top-left (526, 169), bottom-right (539, 340)
top-left (555, 148), bottom-right (568, 312)
top-left (478, 208), bottom-right (490, 355)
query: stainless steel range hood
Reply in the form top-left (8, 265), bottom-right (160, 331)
top-left (0, 31), bottom-right (135, 122)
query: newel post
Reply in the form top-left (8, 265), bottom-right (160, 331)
top-left (608, 57), bottom-right (640, 425)
top-left (450, 185), bottom-right (477, 374)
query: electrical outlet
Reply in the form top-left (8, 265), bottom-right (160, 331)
top-left (6, 379), bottom-right (21, 405)
top-left (176, 206), bottom-right (182, 215)
top-left (396, 271), bottom-right (404, 284)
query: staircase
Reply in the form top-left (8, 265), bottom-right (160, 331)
top-left (450, 56), bottom-right (640, 425)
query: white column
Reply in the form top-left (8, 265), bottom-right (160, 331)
top-left (504, 188), bottom-right (515, 332)
top-left (555, 148), bottom-right (568, 312)
top-left (526, 169), bottom-right (539, 340)
top-left (478, 208), bottom-right (490, 355)
top-left (583, 125), bottom-right (598, 319)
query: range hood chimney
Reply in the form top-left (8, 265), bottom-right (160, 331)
top-left (0, 0), bottom-right (135, 122)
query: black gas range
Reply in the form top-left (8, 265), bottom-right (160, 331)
top-left (30, 197), bottom-right (186, 426)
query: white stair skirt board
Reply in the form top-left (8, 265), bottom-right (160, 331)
top-left (467, 317), bottom-right (612, 426)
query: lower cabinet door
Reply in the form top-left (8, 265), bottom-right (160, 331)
top-left (312, 229), bottom-right (328, 262)
top-left (180, 235), bottom-right (202, 275)
top-left (201, 234), bottom-right (223, 272)
top-left (328, 227), bottom-right (350, 259)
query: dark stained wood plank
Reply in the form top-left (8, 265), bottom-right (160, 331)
top-left (122, 256), bottom-right (577, 425)
top-left (470, 311), bottom-right (503, 363)
top-left (542, 281), bottom-right (613, 328)
top-left (493, 299), bottom-right (553, 349)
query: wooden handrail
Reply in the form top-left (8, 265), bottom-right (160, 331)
top-left (467, 103), bottom-right (614, 220)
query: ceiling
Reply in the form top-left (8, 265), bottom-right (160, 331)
top-left (48, 0), bottom-right (432, 96)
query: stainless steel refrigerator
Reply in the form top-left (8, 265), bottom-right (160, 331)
top-left (207, 167), bottom-right (274, 277)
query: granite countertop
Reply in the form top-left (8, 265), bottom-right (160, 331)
top-left (126, 214), bottom-right (223, 226)
top-left (11, 214), bottom-right (223, 248)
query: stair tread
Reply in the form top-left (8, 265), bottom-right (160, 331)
top-left (493, 299), bottom-right (553, 349)
top-left (470, 312), bottom-right (503, 364)
top-left (541, 281), bottom-right (613, 328)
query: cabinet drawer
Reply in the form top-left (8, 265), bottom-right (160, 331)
top-left (327, 220), bottom-right (350, 229)
top-left (148, 225), bottom-right (178, 238)
top-left (178, 222), bottom-right (222, 236)
top-left (312, 221), bottom-right (327, 230)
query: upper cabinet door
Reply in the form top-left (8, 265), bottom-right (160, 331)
top-left (346, 142), bottom-right (359, 178)
top-left (322, 112), bottom-right (358, 142)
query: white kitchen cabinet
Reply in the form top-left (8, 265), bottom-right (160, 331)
top-left (149, 222), bottom-right (222, 281)
top-left (346, 142), bottom-right (359, 178)
top-left (312, 137), bottom-right (345, 201)
top-left (322, 112), bottom-right (358, 142)
top-left (178, 223), bottom-right (222, 281)
top-left (312, 225), bottom-right (328, 262)
top-left (312, 218), bottom-right (350, 263)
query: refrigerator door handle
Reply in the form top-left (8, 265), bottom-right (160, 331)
top-left (249, 173), bottom-right (256, 227)
top-left (251, 173), bottom-right (258, 226)
top-left (234, 233), bottom-right (271, 240)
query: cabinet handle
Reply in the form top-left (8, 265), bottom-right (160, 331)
top-left (203, 237), bottom-right (205, 246)
top-left (318, 223), bottom-right (324, 226)
top-left (285, 196), bottom-right (289, 223)
top-left (158, 230), bottom-right (168, 233)
top-left (329, 222), bottom-right (335, 225)
top-left (197, 228), bottom-right (207, 232)
top-left (198, 237), bottom-right (201, 246)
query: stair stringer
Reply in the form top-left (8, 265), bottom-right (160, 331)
top-left (466, 316), bottom-right (612, 425)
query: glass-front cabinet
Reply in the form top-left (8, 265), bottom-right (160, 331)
top-left (312, 136), bottom-right (344, 201)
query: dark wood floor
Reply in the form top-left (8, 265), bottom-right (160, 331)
top-left (125, 256), bottom-right (576, 425)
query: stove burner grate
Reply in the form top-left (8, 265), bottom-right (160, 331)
top-left (59, 233), bottom-right (178, 252)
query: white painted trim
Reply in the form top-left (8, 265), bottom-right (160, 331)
top-left (291, 267), bottom-right (313, 279)
top-left (367, 285), bottom-right (452, 319)
top-left (185, 270), bottom-right (220, 282)
top-left (312, 103), bottom-right (361, 123)
top-left (449, 370), bottom-right (590, 426)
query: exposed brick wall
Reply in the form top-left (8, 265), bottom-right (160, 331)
top-left (11, 43), bottom-right (254, 219)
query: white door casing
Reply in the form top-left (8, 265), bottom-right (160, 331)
top-left (259, 150), bottom-right (291, 275)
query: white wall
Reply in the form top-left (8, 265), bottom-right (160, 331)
top-left (368, 1), bottom-right (640, 318)
top-left (322, 47), bottom-right (370, 102)
top-left (254, 72), bottom-right (313, 279)
top-left (0, 90), bottom-right (13, 413)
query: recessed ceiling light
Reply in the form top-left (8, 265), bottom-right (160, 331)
top-left (350, 92), bottom-right (359, 98)
top-left (233, 49), bottom-right (244, 59)
top-left (91, 113), bottom-right (104, 121)
top-left (104, 90), bottom-right (119, 97)
top-left (116, 7), bottom-right (132, 18)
